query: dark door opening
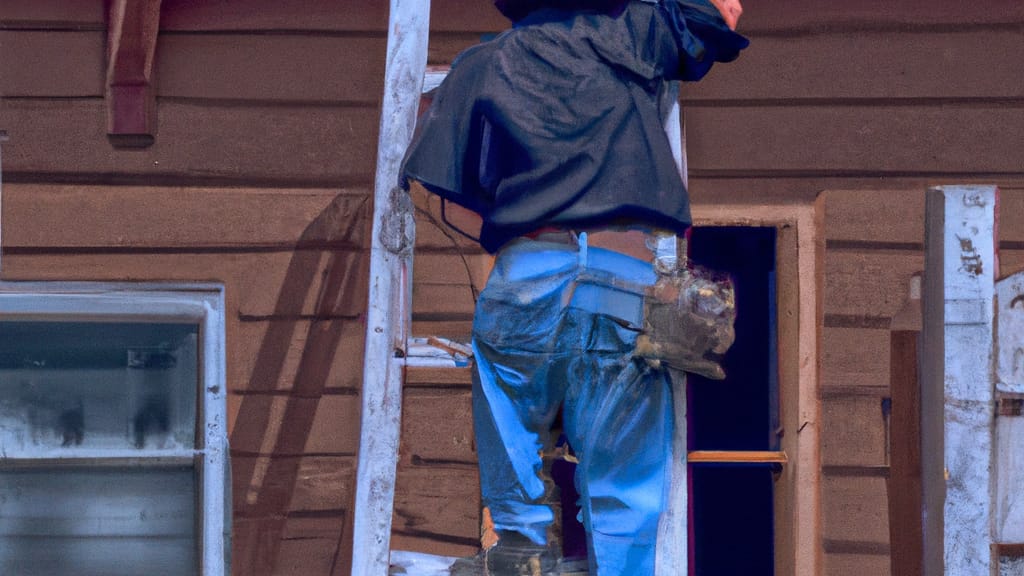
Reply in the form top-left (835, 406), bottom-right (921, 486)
top-left (688, 226), bottom-right (778, 576)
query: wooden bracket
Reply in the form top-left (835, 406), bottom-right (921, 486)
top-left (106, 0), bottom-right (163, 148)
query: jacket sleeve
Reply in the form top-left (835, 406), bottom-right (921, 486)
top-left (660, 0), bottom-right (749, 81)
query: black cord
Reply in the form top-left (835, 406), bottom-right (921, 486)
top-left (440, 198), bottom-right (482, 244)
top-left (414, 201), bottom-right (481, 303)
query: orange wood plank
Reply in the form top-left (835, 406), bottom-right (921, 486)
top-left (687, 451), bottom-right (789, 464)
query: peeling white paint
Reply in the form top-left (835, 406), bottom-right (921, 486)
top-left (922, 186), bottom-right (997, 576)
top-left (388, 551), bottom-right (458, 575)
top-left (997, 272), bottom-right (1024, 393)
top-left (353, 2), bottom-right (430, 576)
top-left (995, 272), bottom-right (1024, 546)
top-left (1000, 554), bottom-right (1024, 576)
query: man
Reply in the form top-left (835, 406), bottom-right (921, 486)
top-left (401, 1), bottom-right (746, 574)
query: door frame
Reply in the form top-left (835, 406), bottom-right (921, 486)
top-left (691, 196), bottom-right (824, 576)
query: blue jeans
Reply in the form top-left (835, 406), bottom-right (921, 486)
top-left (471, 235), bottom-right (673, 576)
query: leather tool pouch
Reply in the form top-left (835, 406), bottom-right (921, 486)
top-left (634, 264), bottom-right (737, 380)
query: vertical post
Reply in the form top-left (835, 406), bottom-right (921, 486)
top-left (352, 2), bottom-right (429, 576)
top-left (921, 185), bottom-right (998, 576)
top-left (888, 274), bottom-right (923, 576)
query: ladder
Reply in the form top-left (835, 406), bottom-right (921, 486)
top-left (351, 2), bottom-right (690, 574)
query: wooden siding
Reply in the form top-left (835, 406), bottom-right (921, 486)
top-left (1, 0), bottom-right (1023, 574)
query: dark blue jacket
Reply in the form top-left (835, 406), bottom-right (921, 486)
top-left (401, 0), bottom-right (748, 252)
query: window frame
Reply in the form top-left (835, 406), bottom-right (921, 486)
top-left (0, 281), bottom-right (229, 576)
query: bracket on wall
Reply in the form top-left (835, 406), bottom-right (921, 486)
top-left (106, 0), bottom-right (163, 149)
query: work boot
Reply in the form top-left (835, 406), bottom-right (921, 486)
top-left (449, 531), bottom-right (560, 576)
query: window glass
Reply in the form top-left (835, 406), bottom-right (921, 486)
top-left (0, 466), bottom-right (197, 575)
top-left (0, 322), bottom-right (198, 453)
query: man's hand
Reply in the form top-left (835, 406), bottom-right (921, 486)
top-left (709, 0), bottom-right (742, 30)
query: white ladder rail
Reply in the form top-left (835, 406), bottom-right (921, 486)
top-left (352, 1), bottom-right (430, 575)
top-left (654, 86), bottom-right (690, 576)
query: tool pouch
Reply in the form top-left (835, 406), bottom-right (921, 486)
top-left (634, 264), bottom-right (736, 380)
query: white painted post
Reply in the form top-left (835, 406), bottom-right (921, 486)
top-left (921, 185), bottom-right (998, 576)
top-left (995, 271), bottom-right (1024, 575)
top-left (352, 2), bottom-right (430, 576)
top-left (995, 271), bottom-right (1024, 397)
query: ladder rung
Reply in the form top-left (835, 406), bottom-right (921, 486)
top-left (423, 66), bottom-right (450, 93)
top-left (404, 336), bottom-right (472, 367)
top-left (687, 450), bottom-right (788, 465)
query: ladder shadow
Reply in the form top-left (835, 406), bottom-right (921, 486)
top-left (229, 193), bottom-right (371, 576)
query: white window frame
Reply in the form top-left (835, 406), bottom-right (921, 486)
top-left (0, 281), bottom-right (229, 576)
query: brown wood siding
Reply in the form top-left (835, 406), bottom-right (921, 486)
top-left (395, 367), bottom-right (479, 557)
top-left (1, 100), bottom-right (380, 186)
top-left (0, 1), bottom-right (104, 26)
top-left (1, 0), bottom-right (1023, 574)
top-left (0, 30), bottom-right (105, 97)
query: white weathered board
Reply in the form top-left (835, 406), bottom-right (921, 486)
top-left (995, 271), bottom-right (1024, 548)
top-left (921, 185), bottom-right (998, 576)
top-left (996, 271), bottom-right (1024, 394)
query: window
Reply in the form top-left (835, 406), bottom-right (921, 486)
top-left (0, 283), bottom-right (229, 576)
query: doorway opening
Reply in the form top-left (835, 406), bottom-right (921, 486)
top-left (688, 226), bottom-right (778, 576)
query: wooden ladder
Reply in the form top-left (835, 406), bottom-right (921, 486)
top-left (350, 2), bottom-right (693, 574)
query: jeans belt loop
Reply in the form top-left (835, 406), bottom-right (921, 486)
top-left (577, 231), bottom-right (588, 269)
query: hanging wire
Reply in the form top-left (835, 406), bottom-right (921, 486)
top-left (414, 198), bottom-right (481, 303)
top-left (440, 198), bottom-right (481, 244)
